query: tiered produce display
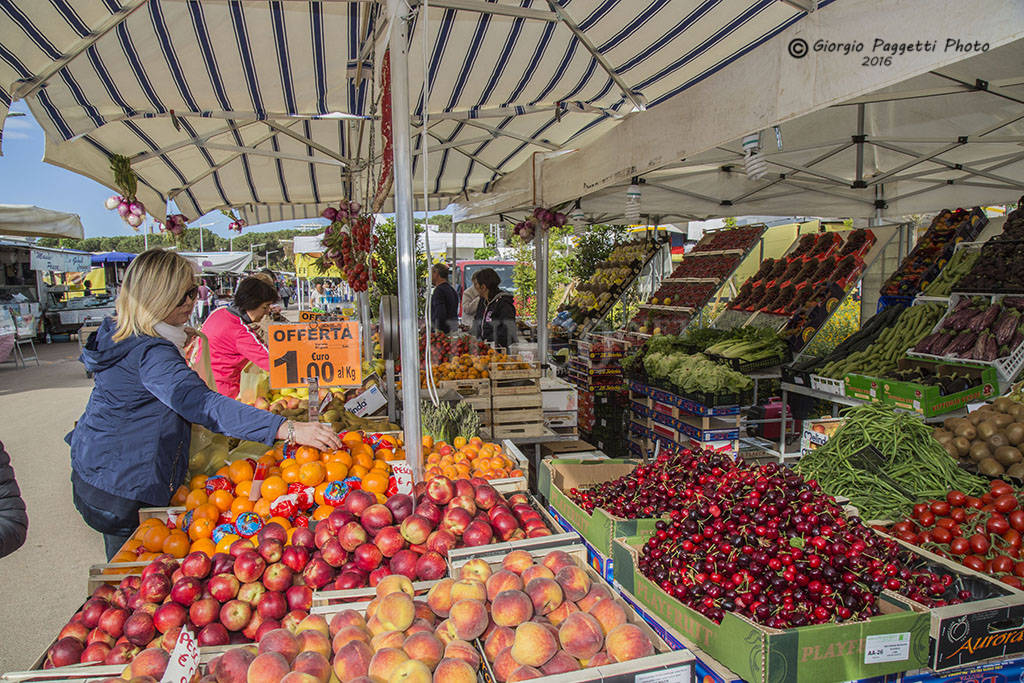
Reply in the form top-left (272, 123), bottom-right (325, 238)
top-left (881, 207), bottom-right (987, 297)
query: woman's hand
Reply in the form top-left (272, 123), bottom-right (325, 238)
top-left (276, 420), bottom-right (343, 451)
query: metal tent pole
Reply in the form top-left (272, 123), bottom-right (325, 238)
top-left (358, 291), bottom-right (372, 361)
top-left (535, 231), bottom-right (549, 364)
top-left (389, 3), bottom-right (423, 480)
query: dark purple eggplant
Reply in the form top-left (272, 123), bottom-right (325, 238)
top-left (970, 303), bottom-right (1002, 332)
top-left (949, 330), bottom-right (978, 355)
top-left (984, 333), bottom-right (1000, 361)
top-left (932, 330), bottom-right (958, 356)
top-left (914, 332), bottom-right (943, 354)
top-left (995, 308), bottom-right (1020, 346)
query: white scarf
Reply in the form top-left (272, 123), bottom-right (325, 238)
top-left (154, 322), bottom-right (188, 356)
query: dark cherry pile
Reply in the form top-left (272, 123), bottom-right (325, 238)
top-left (569, 449), bottom-right (968, 628)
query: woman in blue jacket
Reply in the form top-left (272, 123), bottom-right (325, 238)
top-left (69, 249), bottom-right (342, 559)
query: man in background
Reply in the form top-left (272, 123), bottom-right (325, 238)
top-left (430, 263), bottom-right (459, 334)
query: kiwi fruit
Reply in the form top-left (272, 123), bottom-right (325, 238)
top-left (993, 413), bottom-right (1015, 428)
top-left (977, 421), bottom-right (997, 440)
top-left (1011, 403), bottom-right (1024, 420)
top-left (968, 411), bottom-right (987, 426)
top-left (995, 446), bottom-right (1023, 466)
top-left (988, 432), bottom-right (1009, 450)
top-left (979, 458), bottom-right (1006, 476)
top-left (969, 442), bottom-right (992, 462)
top-left (942, 441), bottom-right (960, 459)
top-left (994, 397), bottom-right (1016, 413)
top-left (1008, 463), bottom-right (1024, 479)
top-left (954, 436), bottom-right (972, 457)
top-left (954, 422), bottom-right (977, 440)
top-left (1006, 423), bottom-right (1024, 446)
top-left (944, 417), bottom-right (964, 432)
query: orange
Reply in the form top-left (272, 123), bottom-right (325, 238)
top-left (123, 538), bottom-right (144, 553)
top-left (215, 534), bottom-right (241, 555)
top-left (294, 446), bottom-right (320, 465)
top-left (193, 503), bottom-right (221, 523)
top-left (190, 474), bottom-right (209, 491)
top-left (185, 489), bottom-right (208, 510)
top-left (350, 464), bottom-right (369, 479)
top-left (372, 460), bottom-right (389, 472)
top-left (375, 447), bottom-right (393, 461)
top-left (442, 465), bottom-right (459, 480)
top-left (267, 466), bottom-right (282, 478)
top-left (215, 465), bottom-right (231, 478)
top-left (324, 450), bottom-right (352, 466)
top-left (258, 453), bottom-right (277, 467)
top-left (139, 517), bottom-right (164, 530)
top-left (111, 550), bottom-right (137, 565)
top-left (170, 485), bottom-right (189, 506)
top-left (209, 489), bottom-right (234, 513)
top-left (142, 524), bottom-right (170, 552)
top-left (267, 515), bottom-right (292, 530)
top-left (422, 435), bottom-right (434, 451)
top-left (253, 498), bottom-right (272, 519)
top-left (361, 471), bottom-right (389, 495)
top-left (228, 460), bottom-right (254, 484)
top-left (163, 531), bottom-right (190, 558)
top-left (261, 475), bottom-right (287, 501)
top-left (351, 444), bottom-right (373, 469)
top-left (235, 480), bottom-right (253, 499)
top-left (314, 482), bottom-right (330, 506)
top-left (453, 436), bottom-right (468, 449)
top-left (188, 517), bottom-right (215, 541)
top-left (299, 462), bottom-right (325, 487)
top-left (343, 431), bottom-right (365, 448)
top-left (231, 497), bottom-right (254, 518)
top-left (189, 538), bottom-right (216, 557)
top-left (137, 551), bottom-right (160, 562)
top-left (312, 505), bottom-right (332, 521)
top-left (325, 462), bottom-right (349, 482)
top-left (282, 466), bottom-right (302, 484)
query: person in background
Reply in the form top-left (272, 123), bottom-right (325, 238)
top-left (196, 279), bottom-right (213, 323)
top-left (310, 282), bottom-right (325, 310)
top-left (83, 280), bottom-right (92, 297)
top-left (278, 281), bottom-right (293, 309)
top-left (461, 272), bottom-right (481, 329)
top-left (0, 441), bottom-right (28, 559)
top-left (430, 263), bottom-right (459, 334)
top-left (471, 267), bottom-right (518, 349)
top-left (199, 277), bottom-right (278, 398)
top-left (69, 250), bottom-right (341, 559)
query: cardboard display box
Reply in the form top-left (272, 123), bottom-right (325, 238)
top-left (613, 535), bottom-right (931, 683)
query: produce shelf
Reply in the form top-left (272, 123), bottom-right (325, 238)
top-left (637, 303), bottom-right (696, 313)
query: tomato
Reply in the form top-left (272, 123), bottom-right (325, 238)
top-left (991, 555), bottom-right (1015, 574)
top-left (918, 511), bottom-right (936, 528)
top-left (931, 501), bottom-right (951, 517)
top-left (994, 494), bottom-right (1019, 514)
top-left (1014, 562), bottom-right (1024, 578)
top-left (919, 531), bottom-right (933, 544)
top-left (931, 527), bottom-right (952, 544)
top-left (891, 521), bottom-right (913, 534)
top-left (966, 497), bottom-right (985, 510)
top-left (991, 480), bottom-right (1014, 497)
top-left (947, 490), bottom-right (967, 507)
top-left (897, 531), bottom-right (920, 544)
top-left (983, 492), bottom-right (996, 505)
top-left (936, 517), bottom-right (957, 530)
top-left (963, 555), bottom-right (987, 572)
top-left (1001, 576), bottom-right (1023, 589)
top-left (988, 516), bottom-right (1011, 535)
top-left (970, 533), bottom-right (991, 554)
top-left (950, 537), bottom-right (971, 555)
top-left (1004, 529), bottom-right (1022, 549)
top-left (1010, 510), bottom-right (1024, 532)
top-left (951, 507), bottom-right (968, 522)
top-left (982, 504), bottom-right (997, 514)
top-left (913, 503), bottom-right (930, 518)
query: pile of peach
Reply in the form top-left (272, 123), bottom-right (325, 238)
top-left (422, 435), bottom-right (524, 482)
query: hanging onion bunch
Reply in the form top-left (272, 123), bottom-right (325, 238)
top-left (318, 202), bottom-right (377, 292)
top-left (159, 213), bottom-right (188, 237)
top-left (104, 154), bottom-right (146, 230)
top-left (220, 209), bottom-right (247, 234)
top-left (513, 206), bottom-right (568, 242)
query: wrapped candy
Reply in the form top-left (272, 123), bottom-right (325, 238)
top-left (270, 493), bottom-right (299, 519)
top-left (234, 512), bottom-right (264, 539)
top-left (179, 509), bottom-right (194, 534)
top-left (323, 480), bottom-right (350, 507)
top-left (216, 510), bottom-right (233, 527)
top-left (293, 515), bottom-right (309, 528)
top-left (204, 475), bottom-right (233, 494)
top-left (212, 523), bottom-right (236, 544)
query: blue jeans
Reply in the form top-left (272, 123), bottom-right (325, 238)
top-left (72, 479), bottom-right (142, 561)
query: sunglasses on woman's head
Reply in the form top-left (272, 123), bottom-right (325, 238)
top-left (177, 285), bottom-right (199, 307)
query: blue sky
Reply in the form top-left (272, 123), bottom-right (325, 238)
top-left (0, 102), bottom-right (328, 239)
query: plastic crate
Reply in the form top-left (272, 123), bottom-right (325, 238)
top-left (810, 374), bottom-right (846, 396)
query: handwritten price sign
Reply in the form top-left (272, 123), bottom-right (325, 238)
top-left (269, 322), bottom-right (362, 389)
top-left (160, 627), bottom-right (199, 683)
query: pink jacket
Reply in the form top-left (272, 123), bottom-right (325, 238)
top-left (198, 307), bottom-right (270, 398)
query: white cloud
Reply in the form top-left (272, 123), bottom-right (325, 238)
top-left (2, 130), bottom-right (29, 140)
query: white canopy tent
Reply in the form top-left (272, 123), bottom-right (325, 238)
top-left (0, 204), bottom-right (84, 240)
top-left (177, 251), bottom-right (253, 275)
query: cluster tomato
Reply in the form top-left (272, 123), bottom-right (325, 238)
top-left (885, 480), bottom-right (1024, 588)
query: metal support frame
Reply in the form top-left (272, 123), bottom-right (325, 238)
top-left (536, 228), bottom-right (549, 365)
top-left (389, 1), bottom-right (424, 480)
top-left (357, 291), bottom-right (372, 363)
top-left (411, 0), bottom-right (557, 21)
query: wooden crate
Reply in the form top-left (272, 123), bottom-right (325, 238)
top-left (488, 360), bottom-right (542, 380)
top-left (437, 378), bottom-right (490, 397)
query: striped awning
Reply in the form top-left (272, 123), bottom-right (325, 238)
top-left (0, 0), bottom-right (821, 221)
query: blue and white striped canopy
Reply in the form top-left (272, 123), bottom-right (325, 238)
top-left (0, 0), bottom-right (821, 221)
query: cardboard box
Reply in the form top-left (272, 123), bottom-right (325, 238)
top-left (539, 459), bottom-right (663, 560)
top-left (613, 535), bottom-right (931, 683)
top-left (345, 383), bottom-right (387, 416)
top-left (542, 376), bottom-right (579, 411)
top-left (546, 503), bottom-right (615, 581)
top-left (540, 439), bottom-right (598, 457)
top-left (902, 654), bottom-right (1024, 683)
top-left (800, 417), bottom-right (845, 455)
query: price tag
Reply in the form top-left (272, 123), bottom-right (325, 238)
top-left (391, 461), bottom-right (414, 494)
top-left (160, 627), bottom-right (200, 683)
top-left (634, 665), bottom-right (692, 683)
top-left (269, 322), bottom-right (361, 389)
top-left (864, 632), bottom-right (911, 664)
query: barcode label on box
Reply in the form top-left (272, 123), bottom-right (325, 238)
top-left (635, 664), bottom-right (693, 683)
top-left (864, 632), bottom-right (910, 664)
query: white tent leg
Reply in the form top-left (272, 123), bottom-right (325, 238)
top-left (389, 2), bottom-right (424, 480)
top-left (535, 230), bottom-right (549, 364)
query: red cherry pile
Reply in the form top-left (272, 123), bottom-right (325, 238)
top-left (569, 449), bottom-right (969, 628)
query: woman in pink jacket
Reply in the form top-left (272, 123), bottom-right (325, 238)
top-left (199, 277), bottom-right (279, 398)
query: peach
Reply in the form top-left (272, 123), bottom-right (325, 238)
top-left (216, 649), bottom-right (255, 683)
top-left (486, 571), bottom-right (524, 601)
top-left (547, 599), bottom-right (579, 627)
top-left (589, 598), bottom-right (627, 635)
top-left (491, 591), bottom-right (533, 628)
top-left (541, 651), bottom-right (580, 675)
top-left (520, 565), bottom-right (554, 585)
top-left (458, 559), bottom-right (492, 584)
top-left (448, 599), bottom-right (489, 640)
top-left (247, 653), bottom-right (290, 683)
top-left (508, 666), bottom-right (543, 681)
top-left (605, 623), bottom-right (654, 662)
top-left (502, 551), bottom-right (534, 575)
top-left (493, 648), bottom-right (519, 683)
top-left (333, 625), bottom-right (372, 652)
top-left (291, 651), bottom-right (331, 683)
top-left (366, 616), bottom-right (388, 637)
top-left (130, 648), bottom-right (170, 679)
top-left (541, 550), bottom-right (575, 575)
top-left (279, 673), bottom-right (319, 683)
top-left (403, 632), bottom-right (444, 670)
top-left (484, 626), bottom-right (515, 662)
top-left (365, 597), bottom-right (380, 621)
top-left (578, 584), bottom-right (613, 613)
top-left (295, 614), bottom-right (329, 638)
top-left (332, 640), bottom-right (373, 680)
top-left (434, 619), bottom-right (456, 646)
top-left (586, 651), bottom-right (615, 666)
top-left (555, 566), bottom-right (591, 602)
top-left (426, 579), bottom-right (454, 618)
top-left (390, 659), bottom-right (432, 682)
top-left (259, 628), bottom-right (300, 663)
top-left (370, 630), bottom-right (405, 652)
top-left (329, 610), bottom-right (367, 637)
top-left (414, 600), bottom-right (436, 626)
top-left (525, 577), bottom-right (563, 615)
top-left (296, 629), bottom-right (330, 659)
top-left (510, 622), bottom-right (558, 668)
top-left (449, 578), bottom-right (487, 603)
top-left (558, 612), bottom-right (604, 660)
top-left (376, 575), bottom-right (415, 599)
top-left (406, 618), bottom-right (434, 637)
top-left (432, 657), bottom-right (476, 683)
top-left (368, 647), bottom-right (408, 682)
top-left (444, 639), bottom-right (481, 669)
top-left (377, 592), bottom-right (416, 632)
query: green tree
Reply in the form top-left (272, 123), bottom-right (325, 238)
top-left (565, 224), bottom-right (628, 281)
top-left (370, 217), bottom-right (428, 314)
top-left (510, 223), bottom-right (572, 323)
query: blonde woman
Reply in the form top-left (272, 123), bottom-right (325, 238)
top-left (67, 249), bottom-right (342, 559)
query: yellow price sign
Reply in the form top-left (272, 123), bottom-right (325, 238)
top-left (268, 322), bottom-right (362, 388)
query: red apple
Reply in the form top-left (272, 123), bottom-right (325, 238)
top-left (360, 504), bottom-right (393, 535)
top-left (333, 571), bottom-right (364, 590)
top-left (301, 557), bottom-right (335, 589)
top-left (325, 509), bottom-right (355, 535)
top-left (314, 523), bottom-right (334, 550)
top-left (233, 550), bottom-right (266, 584)
top-left (425, 529), bottom-right (457, 556)
top-left (80, 642), bottom-right (110, 664)
top-left (242, 611), bottom-right (265, 641)
top-left (170, 577), bottom-right (202, 606)
top-left (256, 619), bottom-right (282, 641)
top-left (208, 573), bottom-right (240, 602)
top-left (80, 598), bottom-right (108, 629)
top-left (86, 628), bottom-right (115, 647)
top-left (92, 585), bottom-right (116, 602)
top-left (343, 489), bottom-right (376, 517)
top-left (262, 562), bottom-right (294, 592)
top-left (290, 527), bottom-right (315, 550)
top-left (373, 526), bottom-right (406, 558)
top-left (238, 581), bottom-right (266, 607)
top-left (219, 599), bottom-right (252, 632)
top-left (104, 641), bottom-right (139, 665)
top-left (180, 551), bottom-right (212, 580)
top-left (153, 603), bottom-right (187, 634)
top-left (282, 545), bottom-right (311, 574)
top-left (258, 538), bottom-right (284, 564)
top-left (258, 522), bottom-right (288, 546)
top-left (46, 637), bottom-right (84, 668)
top-left (198, 623), bottom-right (230, 646)
top-left (415, 500), bottom-right (443, 527)
top-left (123, 612), bottom-right (155, 647)
top-left (426, 476), bottom-right (456, 506)
top-left (189, 598), bottom-right (220, 628)
top-left (229, 539), bottom-right (254, 557)
top-left (454, 478), bottom-right (475, 500)
top-left (415, 552), bottom-right (447, 580)
top-left (210, 552), bottom-right (235, 576)
top-left (441, 507), bottom-right (472, 536)
top-left (491, 512), bottom-right (520, 540)
top-left (462, 520), bottom-right (494, 547)
top-left (257, 591), bottom-right (288, 621)
top-left (400, 515), bottom-right (434, 545)
top-left (58, 621), bottom-right (90, 643)
top-left (98, 607), bottom-right (129, 639)
top-left (138, 574), bottom-right (171, 604)
top-left (389, 549), bottom-right (419, 580)
top-left (110, 588), bottom-right (130, 610)
top-left (384, 494), bottom-right (414, 523)
top-left (369, 567), bottom-right (391, 587)
top-left (120, 576), bottom-right (142, 591)
top-left (281, 610), bottom-right (307, 633)
top-left (338, 521), bottom-right (368, 552)
top-left (474, 484), bottom-right (501, 510)
top-left (353, 543), bottom-right (383, 572)
top-left (286, 585), bottom-right (313, 612)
